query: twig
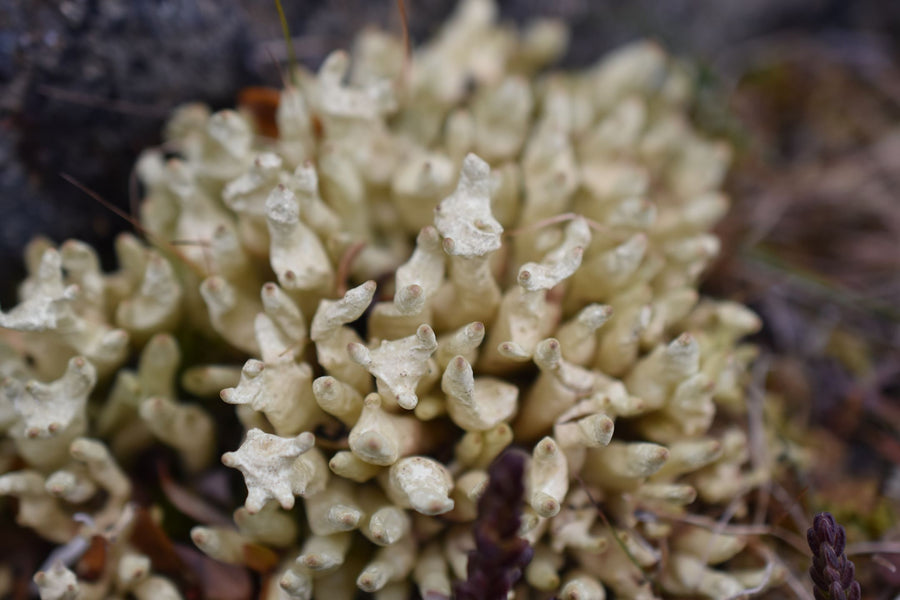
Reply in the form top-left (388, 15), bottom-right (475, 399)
top-left (846, 541), bottom-right (900, 556)
top-left (335, 241), bottom-right (367, 297)
top-left (764, 544), bottom-right (815, 600)
top-left (747, 354), bottom-right (771, 526)
top-left (60, 172), bottom-right (205, 278)
top-left (722, 543), bottom-right (776, 600)
top-left (769, 480), bottom-right (812, 535)
top-left (504, 212), bottom-right (611, 238)
top-left (692, 493), bottom-right (747, 589)
top-left (577, 476), bottom-right (651, 582)
top-left (661, 512), bottom-right (810, 556)
top-left (395, 0), bottom-right (413, 98)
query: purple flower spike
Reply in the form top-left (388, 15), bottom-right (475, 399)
top-left (807, 512), bottom-right (861, 600)
top-left (454, 449), bottom-right (534, 600)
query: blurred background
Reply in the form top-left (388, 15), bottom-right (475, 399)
top-left (2, 0), bottom-right (900, 595)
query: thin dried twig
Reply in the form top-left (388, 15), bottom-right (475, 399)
top-left (770, 480), bottom-right (812, 535)
top-left (335, 240), bottom-right (367, 297)
top-left (578, 476), bottom-right (651, 581)
top-left (503, 212), bottom-right (615, 238)
top-left (60, 172), bottom-right (206, 278)
top-left (723, 543), bottom-right (777, 600)
top-left (692, 493), bottom-right (748, 589)
top-left (846, 541), bottom-right (900, 556)
top-left (763, 543), bottom-right (816, 600)
top-left (747, 354), bottom-right (771, 526)
top-left (661, 512), bottom-right (810, 556)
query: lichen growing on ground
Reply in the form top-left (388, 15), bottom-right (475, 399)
top-left (0, 1), bottom-right (787, 598)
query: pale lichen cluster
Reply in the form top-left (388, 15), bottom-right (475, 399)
top-left (1, 1), bottom-right (784, 598)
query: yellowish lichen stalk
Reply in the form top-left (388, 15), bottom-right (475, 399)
top-left (0, 1), bottom-right (785, 598)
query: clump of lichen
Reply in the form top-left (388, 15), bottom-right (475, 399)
top-left (0, 1), bottom-right (785, 598)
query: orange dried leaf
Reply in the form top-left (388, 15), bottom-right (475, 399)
top-left (76, 535), bottom-right (107, 581)
top-left (238, 86), bottom-right (280, 139)
top-left (242, 542), bottom-right (280, 573)
top-left (130, 506), bottom-right (185, 575)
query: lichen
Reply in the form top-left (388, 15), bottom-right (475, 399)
top-left (0, 1), bottom-right (784, 599)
